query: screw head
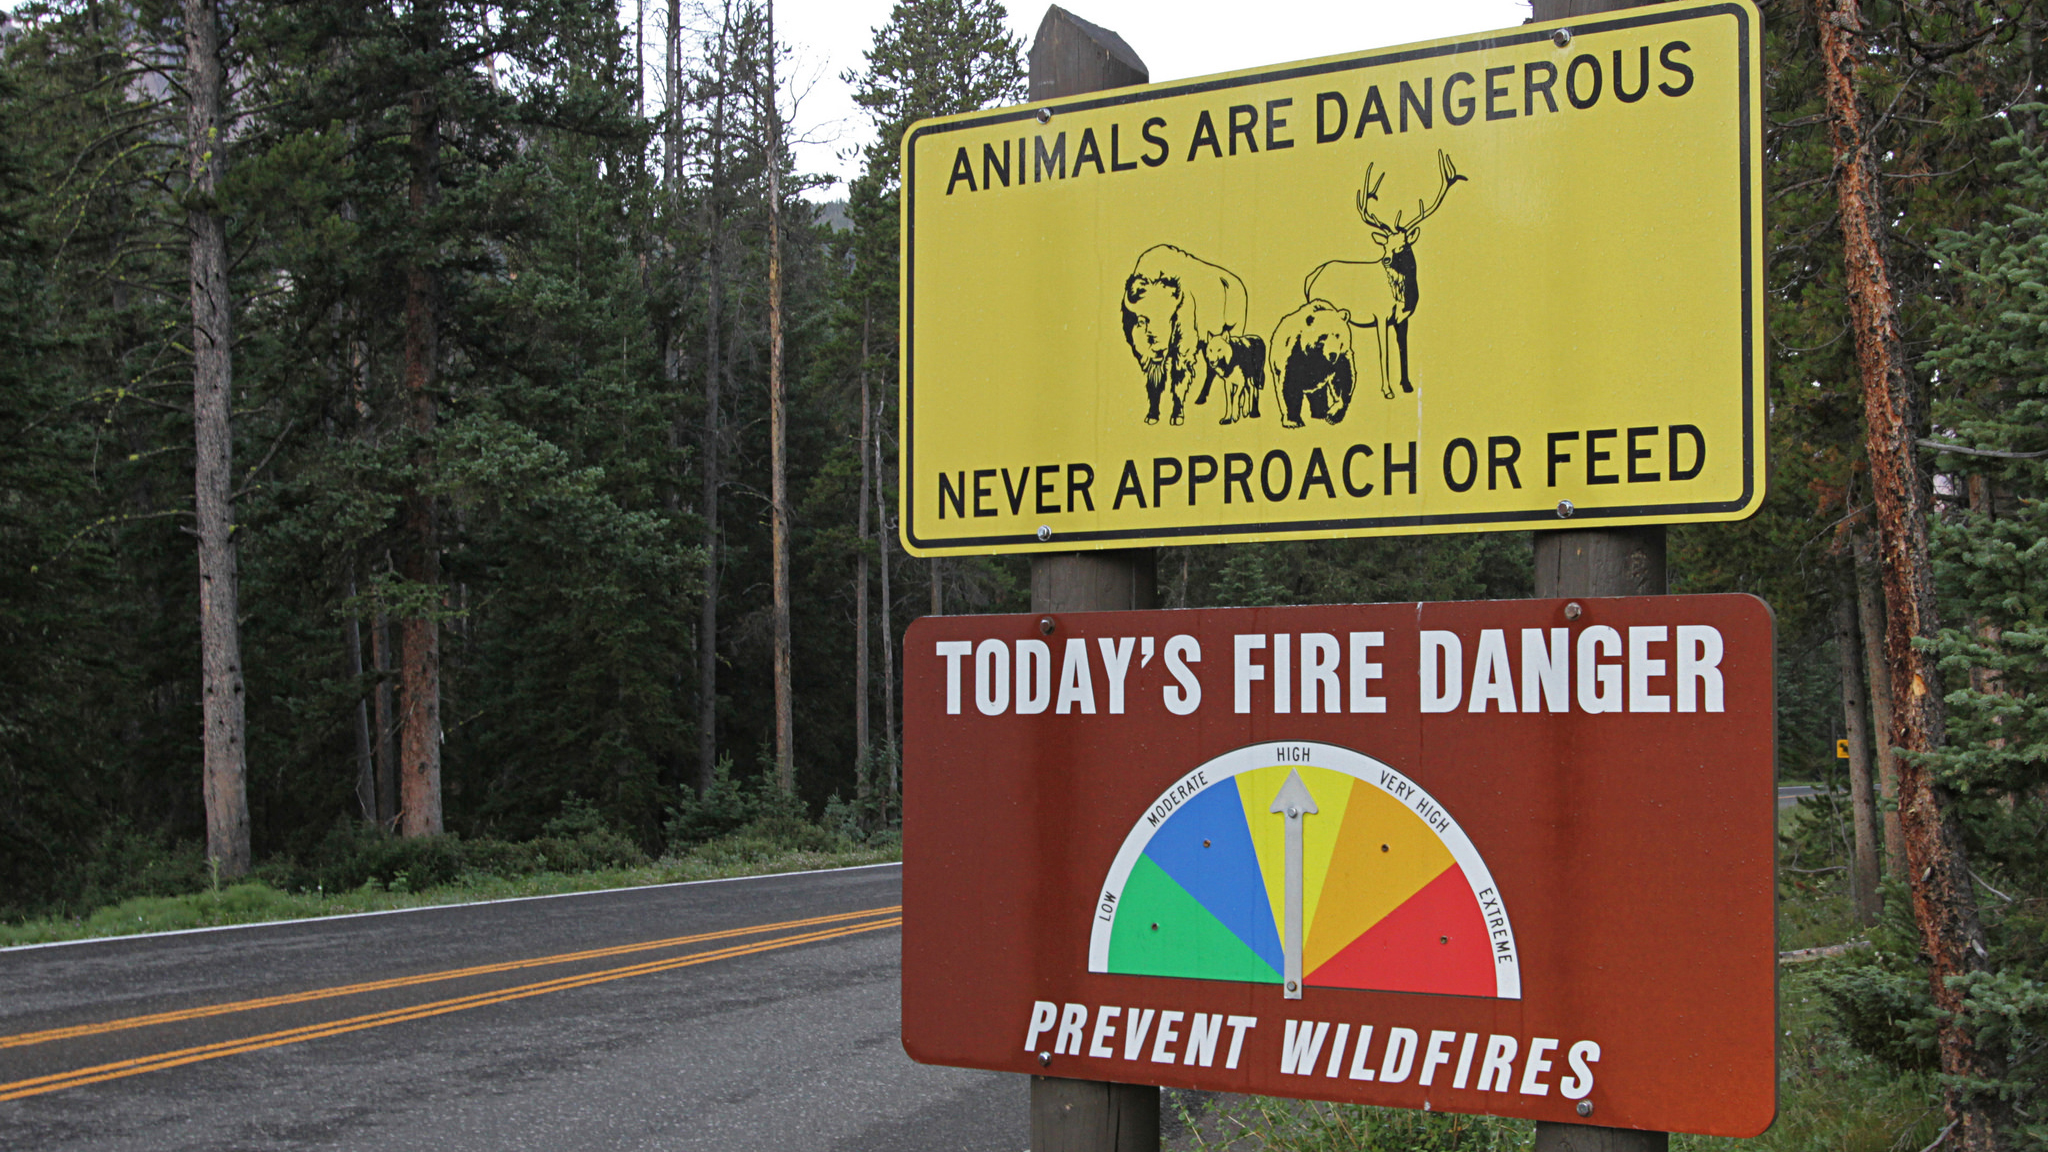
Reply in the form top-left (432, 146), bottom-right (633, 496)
top-left (1285, 980), bottom-right (1298, 992)
top-left (1564, 601), bottom-right (1583, 620)
top-left (1556, 499), bottom-right (1575, 518)
top-left (1576, 1100), bottom-right (1594, 1117)
top-left (1037, 107), bottom-right (1052, 123)
top-left (1039, 616), bottom-right (1056, 635)
top-left (1037, 524), bottom-right (1052, 541)
top-left (1039, 1051), bottom-right (1051, 1066)
top-left (1552, 27), bottom-right (1573, 48)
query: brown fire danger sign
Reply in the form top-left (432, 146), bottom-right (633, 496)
top-left (902, 594), bottom-right (1775, 1137)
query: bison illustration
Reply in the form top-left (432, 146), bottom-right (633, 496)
top-left (1121, 245), bottom-right (1266, 426)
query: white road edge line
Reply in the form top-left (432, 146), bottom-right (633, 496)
top-left (0, 861), bottom-right (903, 955)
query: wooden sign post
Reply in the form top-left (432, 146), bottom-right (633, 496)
top-left (1025, 15), bottom-right (1162, 1152)
top-left (1532, 2), bottom-right (1684, 1148)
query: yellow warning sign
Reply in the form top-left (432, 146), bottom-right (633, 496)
top-left (899, 0), bottom-right (1764, 556)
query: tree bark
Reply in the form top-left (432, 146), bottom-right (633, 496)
top-left (1853, 530), bottom-right (1902, 873)
top-left (694, 2), bottom-right (726, 796)
top-left (1815, 1), bottom-right (2002, 1143)
top-left (1836, 590), bottom-right (1882, 926)
top-left (185, 0), bottom-right (248, 879)
top-left (399, 11), bottom-right (445, 837)
top-left (876, 416), bottom-right (895, 809)
top-left (855, 301), bottom-right (872, 810)
top-left (765, 0), bottom-right (794, 794)
top-left (348, 567), bottom-right (374, 822)
top-left (373, 603), bottom-right (397, 827)
top-left (666, 0), bottom-right (682, 189)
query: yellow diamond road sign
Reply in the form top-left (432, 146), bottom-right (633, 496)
top-left (899, 0), bottom-right (1764, 556)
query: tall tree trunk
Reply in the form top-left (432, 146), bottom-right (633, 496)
top-left (695, 10), bottom-right (727, 797)
top-left (348, 566), bottom-right (374, 822)
top-left (373, 603), bottom-right (397, 827)
top-left (1836, 590), bottom-right (1881, 926)
top-left (400, 17), bottom-right (444, 838)
top-left (855, 301), bottom-right (872, 810)
top-left (765, 0), bottom-right (794, 794)
top-left (1816, 1), bottom-right (2003, 1143)
top-left (346, 304), bottom-right (379, 825)
top-left (876, 419), bottom-right (895, 810)
top-left (185, 0), bottom-right (248, 879)
top-left (1854, 530), bottom-right (1902, 872)
top-left (665, 0), bottom-right (682, 190)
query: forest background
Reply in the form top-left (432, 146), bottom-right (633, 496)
top-left (0, 0), bottom-right (2045, 1143)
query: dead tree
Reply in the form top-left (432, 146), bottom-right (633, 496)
top-left (1815, 0), bottom-right (2004, 1144)
top-left (764, 0), bottom-right (793, 793)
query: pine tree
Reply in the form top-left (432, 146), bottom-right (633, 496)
top-left (1918, 110), bottom-right (2048, 1128)
top-left (842, 0), bottom-right (1024, 806)
top-left (249, 0), bottom-right (656, 836)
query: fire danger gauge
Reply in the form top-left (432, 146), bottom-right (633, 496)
top-left (1091, 744), bottom-right (1519, 1001)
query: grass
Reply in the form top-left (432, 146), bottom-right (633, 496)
top-left (0, 839), bottom-right (901, 950)
top-left (1175, 1096), bottom-right (1532, 1151)
top-left (1672, 963), bottom-right (1943, 1152)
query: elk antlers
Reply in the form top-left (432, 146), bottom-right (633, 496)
top-left (1355, 151), bottom-right (1467, 237)
top-left (1356, 164), bottom-right (1393, 234)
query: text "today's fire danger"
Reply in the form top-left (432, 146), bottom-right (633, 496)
top-left (932, 623), bottom-right (1728, 718)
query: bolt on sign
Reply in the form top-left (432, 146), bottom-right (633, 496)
top-left (901, 594), bottom-right (1776, 1137)
top-left (898, 1), bottom-right (1765, 555)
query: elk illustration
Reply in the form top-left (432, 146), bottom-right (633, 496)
top-left (1300, 151), bottom-right (1467, 399)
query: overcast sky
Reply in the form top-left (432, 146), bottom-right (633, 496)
top-left (685, 0), bottom-right (1535, 199)
top-left (0, 0), bottom-right (1534, 200)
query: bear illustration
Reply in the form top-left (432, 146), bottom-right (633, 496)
top-left (1269, 299), bottom-right (1357, 428)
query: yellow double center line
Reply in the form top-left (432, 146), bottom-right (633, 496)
top-left (0, 905), bottom-right (901, 1103)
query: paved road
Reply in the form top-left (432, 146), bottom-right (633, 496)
top-left (0, 863), bottom-right (1035, 1152)
top-left (1777, 784), bottom-right (1838, 810)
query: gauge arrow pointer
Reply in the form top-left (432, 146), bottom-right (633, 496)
top-left (1268, 769), bottom-right (1318, 1000)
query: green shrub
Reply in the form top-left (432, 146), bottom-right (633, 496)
top-left (293, 806), bottom-right (648, 895)
top-left (662, 754), bottom-right (818, 848)
top-left (5, 823), bottom-right (213, 919)
top-left (1817, 960), bottom-right (1940, 1074)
